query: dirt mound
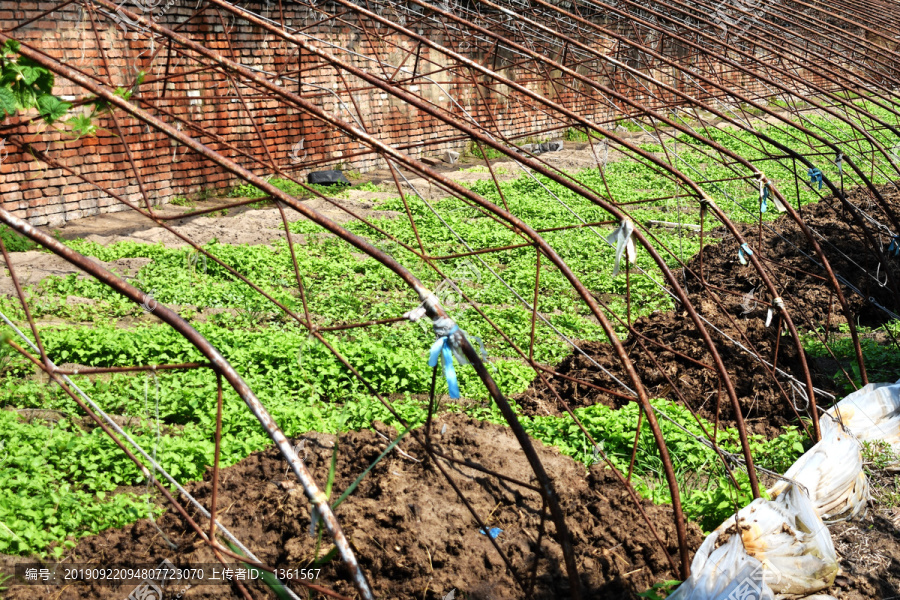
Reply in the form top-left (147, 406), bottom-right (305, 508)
top-left (518, 312), bottom-right (806, 437)
top-left (519, 186), bottom-right (900, 435)
top-left (700, 189), bottom-right (899, 329)
top-left (4, 414), bottom-right (701, 599)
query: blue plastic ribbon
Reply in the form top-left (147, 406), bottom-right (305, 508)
top-left (808, 168), bottom-right (823, 190)
top-left (738, 243), bottom-right (754, 266)
top-left (480, 527), bottom-right (502, 539)
top-left (760, 184), bottom-right (769, 213)
top-left (429, 325), bottom-right (461, 399)
top-left (889, 236), bottom-right (900, 257)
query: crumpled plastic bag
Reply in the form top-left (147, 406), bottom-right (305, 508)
top-left (668, 484), bottom-right (838, 598)
top-left (824, 379), bottom-right (900, 466)
top-left (768, 417), bottom-right (869, 522)
top-left (667, 533), bottom-right (775, 600)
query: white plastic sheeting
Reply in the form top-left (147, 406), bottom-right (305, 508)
top-left (825, 380), bottom-right (900, 465)
top-left (768, 417), bottom-right (869, 522)
top-left (667, 534), bottom-right (775, 600)
top-left (668, 484), bottom-right (838, 599)
top-left (664, 381), bottom-right (900, 599)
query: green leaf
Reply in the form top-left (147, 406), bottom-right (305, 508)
top-left (19, 65), bottom-right (40, 86)
top-left (1, 39), bottom-right (21, 56)
top-left (113, 86), bottom-right (132, 101)
top-left (0, 87), bottom-right (15, 117)
top-left (36, 94), bottom-right (71, 123)
top-left (67, 114), bottom-right (96, 138)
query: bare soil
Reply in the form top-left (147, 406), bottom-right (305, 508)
top-left (829, 464), bottom-right (900, 600)
top-left (3, 414), bottom-right (702, 599)
top-left (50, 195), bottom-right (400, 248)
top-left (0, 251), bottom-right (150, 295)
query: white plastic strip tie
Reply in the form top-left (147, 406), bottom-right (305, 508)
top-left (605, 218), bottom-right (636, 276)
top-left (758, 174), bottom-right (769, 214)
top-left (403, 305), bottom-right (427, 322)
top-left (757, 173), bottom-right (786, 213)
top-left (403, 292), bottom-right (439, 322)
top-left (423, 292), bottom-right (440, 311)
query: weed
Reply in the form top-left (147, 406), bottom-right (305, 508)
top-left (0, 225), bottom-right (39, 252)
top-left (862, 440), bottom-right (900, 505)
top-left (312, 435), bottom-right (340, 563)
top-left (196, 187), bottom-right (220, 201)
top-left (461, 165), bottom-right (509, 175)
top-left (637, 580), bottom-right (681, 600)
top-left (614, 119), bottom-right (644, 132)
top-left (169, 196), bottom-right (195, 207)
top-left (467, 141), bottom-right (508, 160)
top-left (862, 439), bottom-right (900, 470)
top-left (804, 324), bottom-right (900, 394)
top-left (351, 181), bottom-right (382, 192)
top-left (564, 127), bottom-right (603, 142)
top-left (229, 182), bottom-right (264, 198)
top-left (229, 178), bottom-right (356, 200)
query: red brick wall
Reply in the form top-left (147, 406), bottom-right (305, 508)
top-left (0, 2), bottom-right (849, 226)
